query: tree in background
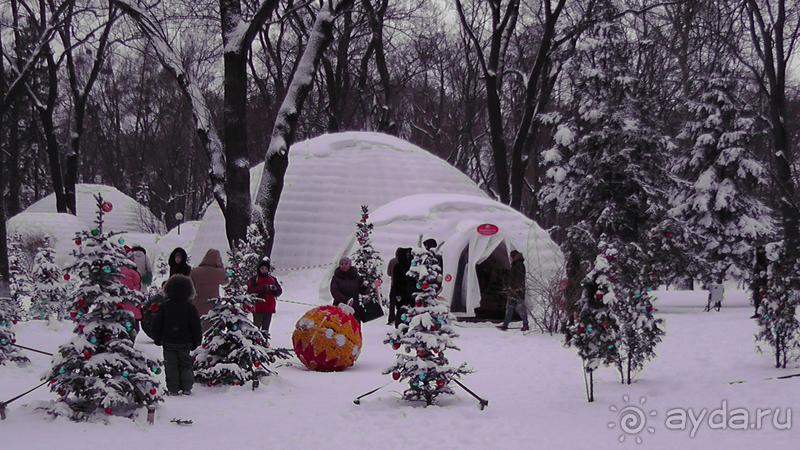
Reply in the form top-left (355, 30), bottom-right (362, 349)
top-left (29, 240), bottom-right (69, 321)
top-left (671, 74), bottom-right (774, 282)
top-left (352, 205), bottom-right (383, 307)
top-left (0, 299), bottom-right (29, 366)
top-left (43, 195), bottom-right (163, 421)
top-left (383, 245), bottom-right (471, 406)
top-left (193, 231), bottom-right (290, 388)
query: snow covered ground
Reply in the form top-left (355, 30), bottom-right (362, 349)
top-left (2, 268), bottom-right (797, 450)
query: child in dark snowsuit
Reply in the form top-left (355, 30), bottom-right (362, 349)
top-left (151, 275), bottom-right (202, 395)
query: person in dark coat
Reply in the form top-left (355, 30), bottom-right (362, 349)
top-left (151, 275), bottom-right (202, 395)
top-left (390, 248), bottom-right (416, 327)
top-left (330, 256), bottom-right (368, 322)
top-left (168, 247), bottom-right (192, 277)
top-left (247, 259), bottom-right (282, 338)
top-left (386, 254), bottom-right (399, 325)
top-left (190, 249), bottom-right (229, 332)
top-left (499, 250), bottom-right (529, 331)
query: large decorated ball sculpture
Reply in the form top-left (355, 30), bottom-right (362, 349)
top-left (292, 305), bottom-right (362, 372)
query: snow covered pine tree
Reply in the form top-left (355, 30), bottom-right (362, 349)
top-left (29, 241), bottom-right (69, 322)
top-left (193, 233), bottom-right (290, 389)
top-left (43, 194), bottom-right (163, 421)
top-left (384, 245), bottom-right (471, 405)
top-left (0, 299), bottom-right (29, 366)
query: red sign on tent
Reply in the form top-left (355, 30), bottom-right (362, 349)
top-left (476, 223), bottom-right (499, 235)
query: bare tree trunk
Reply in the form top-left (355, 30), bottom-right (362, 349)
top-left (255, 0), bottom-right (356, 255)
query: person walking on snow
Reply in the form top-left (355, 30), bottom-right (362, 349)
top-left (498, 250), bottom-right (529, 331)
top-left (247, 259), bottom-right (282, 339)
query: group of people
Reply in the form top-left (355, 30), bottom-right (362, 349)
top-left (122, 245), bottom-right (282, 396)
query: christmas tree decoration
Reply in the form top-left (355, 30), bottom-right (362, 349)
top-left (383, 245), bottom-right (472, 406)
top-left (42, 194), bottom-right (163, 422)
top-left (0, 300), bottom-right (29, 366)
top-left (292, 306), bottom-right (362, 372)
top-left (754, 244), bottom-right (800, 369)
top-left (193, 229), bottom-right (291, 388)
top-left (351, 205), bottom-right (386, 309)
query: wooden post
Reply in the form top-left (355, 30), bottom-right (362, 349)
top-left (147, 405), bottom-right (155, 424)
top-left (252, 379), bottom-right (259, 391)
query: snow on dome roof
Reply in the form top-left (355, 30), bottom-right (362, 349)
top-left (23, 184), bottom-right (166, 235)
top-left (6, 212), bottom-right (88, 267)
top-left (249, 132), bottom-right (488, 271)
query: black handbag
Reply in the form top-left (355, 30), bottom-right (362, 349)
top-left (361, 300), bottom-right (385, 323)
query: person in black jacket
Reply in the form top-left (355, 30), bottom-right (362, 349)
top-left (391, 247), bottom-right (416, 327)
top-left (151, 274), bottom-right (202, 395)
top-left (498, 250), bottom-right (529, 331)
top-left (330, 256), bottom-right (368, 322)
top-left (168, 247), bottom-right (192, 277)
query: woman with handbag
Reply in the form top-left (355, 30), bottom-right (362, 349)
top-left (247, 258), bottom-right (282, 339)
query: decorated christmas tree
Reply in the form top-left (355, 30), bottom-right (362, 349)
top-left (566, 239), bottom-right (620, 402)
top-left (0, 298), bottom-right (29, 366)
top-left (351, 205), bottom-right (384, 306)
top-left (755, 243), bottom-right (800, 368)
top-left (29, 241), bottom-right (70, 322)
top-left (383, 245), bottom-right (471, 406)
top-left (193, 233), bottom-right (290, 388)
top-left (612, 240), bottom-right (665, 385)
top-left (43, 194), bottom-right (164, 421)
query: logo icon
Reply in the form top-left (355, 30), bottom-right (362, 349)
top-left (609, 395), bottom-right (657, 443)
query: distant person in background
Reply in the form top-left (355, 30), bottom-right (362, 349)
top-left (706, 281), bottom-right (724, 312)
top-left (391, 248), bottom-right (415, 327)
top-left (190, 249), bottom-right (229, 332)
top-left (247, 259), bottom-right (282, 339)
top-left (131, 245), bottom-right (153, 287)
top-left (498, 250), bottom-right (529, 331)
top-left (386, 252), bottom-right (399, 325)
top-left (330, 256), bottom-right (368, 322)
top-left (119, 247), bottom-right (143, 338)
top-left (168, 247), bottom-right (192, 276)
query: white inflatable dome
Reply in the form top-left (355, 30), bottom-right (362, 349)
top-left (247, 132), bottom-right (489, 271)
top-left (24, 184), bottom-right (166, 235)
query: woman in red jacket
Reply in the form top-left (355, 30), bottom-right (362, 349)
top-left (247, 259), bottom-right (282, 339)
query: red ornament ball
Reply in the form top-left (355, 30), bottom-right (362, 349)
top-left (77, 325), bottom-right (85, 332)
top-left (105, 334), bottom-right (111, 341)
top-left (101, 202), bottom-right (113, 213)
top-left (74, 239), bottom-right (81, 245)
top-left (665, 230), bottom-right (671, 237)
top-left (416, 349), bottom-right (425, 357)
top-left (207, 382), bottom-right (213, 387)
top-left (77, 298), bottom-right (84, 305)
top-left (595, 293), bottom-right (603, 300)
top-left (421, 282), bottom-right (428, 289)
top-left (63, 274), bottom-right (70, 281)
top-left (70, 312), bottom-right (77, 318)
top-left (436, 379), bottom-right (445, 387)
top-left (254, 361), bottom-right (260, 367)
top-left (104, 407), bottom-right (112, 414)
top-left (83, 351), bottom-right (91, 359)
top-left (392, 372), bottom-right (400, 380)
top-left (392, 342), bottom-right (400, 350)
top-left (415, 301), bottom-right (422, 307)
top-left (578, 326), bottom-right (585, 332)
top-left (150, 389), bottom-right (157, 395)
top-left (58, 390), bottom-right (65, 397)
top-left (149, 303), bottom-right (159, 312)
top-left (646, 306), bottom-right (653, 312)
top-left (201, 343), bottom-right (207, 348)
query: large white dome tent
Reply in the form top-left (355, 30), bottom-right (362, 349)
top-left (327, 194), bottom-right (564, 318)
top-left (194, 132), bottom-right (490, 270)
top-left (23, 183), bottom-right (166, 235)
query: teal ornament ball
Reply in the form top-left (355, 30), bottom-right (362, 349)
top-left (59, 367), bottom-right (65, 374)
top-left (416, 283), bottom-right (421, 289)
top-left (1, 339), bottom-right (6, 345)
top-left (232, 325), bottom-right (238, 331)
top-left (401, 314), bottom-right (407, 321)
top-left (227, 270), bottom-right (233, 277)
top-left (91, 229), bottom-right (100, 236)
top-left (607, 344), bottom-right (614, 349)
top-left (411, 261), bottom-right (417, 266)
top-left (412, 381), bottom-right (419, 387)
top-left (125, 321), bottom-right (132, 329)
top-left (103, 266), bottom-right (111, 273)
top-left (151, 366), bottom-right (158, 373)
top-left (634, 293), bottom-right (641, 298)
top-left (118, 238), bottom-right (125, 244)
top-left (587, 325), bottom-right (593, 332)
top-left (419, 373), bottom-right (425, 380)
top-left (122, 371), bottom-right (129, 377)
top-left (437, 317), bottom-right (443, 323)
top-left (646, 287), bottom-right (653, 291)
top-left (90, 337), bottom-right (96, 343)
